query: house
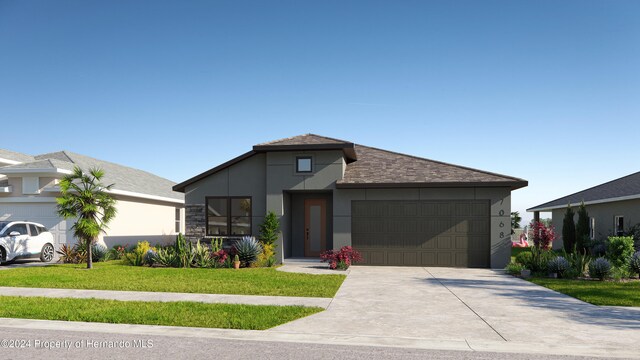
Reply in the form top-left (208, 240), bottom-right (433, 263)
top-left (174, 134), bottom-right (527, 268)
top-left (527, 171), bottom-right (640, 249)
top-left (0, 149), bottom-right (184, 250)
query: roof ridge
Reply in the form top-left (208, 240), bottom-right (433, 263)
top-left (305, 133), bottom-right (352, 144)
top-left (256, 133), bottom-right (352, 146)
top-left (354, 144), bottom-right (526, 182)
top-left (528, 170), bottom-right (640, 210)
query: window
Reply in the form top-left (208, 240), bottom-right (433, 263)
top-left (175, 208), bottom-right (181, 233)
top-left (28, 224), bottom-right (40, 236)
top-left (7, 223), bottom-right (27, 236)
top-left (589, 218), bottom-right (596, 240)
top-left (296, 156), bottom-right (312, 173)
top-left (22, 176), bottom-right (40, 194)
top-left (615, 216), bottom-right (624, 236)
top-left (206, 197), bottom-right (252, 236)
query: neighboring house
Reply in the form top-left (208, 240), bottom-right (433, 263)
top-left (174, 134), bottom-right (527, 268)
top-left (527, 171), bottom-right (640, 249)
top-left (0, 149), bottom-right (184, 250)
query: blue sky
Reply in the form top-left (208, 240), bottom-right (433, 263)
top-left (1, 0), bottom-right (639, 223)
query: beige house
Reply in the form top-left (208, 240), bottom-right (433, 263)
top-left (527, 171), bottom-right (640, 249)
top-left (0, 149), bottom-right (184, 250)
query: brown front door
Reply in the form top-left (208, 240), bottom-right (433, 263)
top-left (304, 199), bottom-right (327, 257)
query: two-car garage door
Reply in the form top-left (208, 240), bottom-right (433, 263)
top-left (0, 203), bottom-right (70, 247)
top-left (351, 200), bottom-right (490, 268)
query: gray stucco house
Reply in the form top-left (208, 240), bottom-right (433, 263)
top-left (528, 171), bottom-right (640, 249)
top-left (174, 134), bottom-right (527, 268)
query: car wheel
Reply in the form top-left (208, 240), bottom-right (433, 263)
top-left (0, 247), bottom-right (5, 265)
top-left (40, 243), bottom-right (55, 263)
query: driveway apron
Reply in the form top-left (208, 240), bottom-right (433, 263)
top-left (270, 266), bottom-right (504, 342)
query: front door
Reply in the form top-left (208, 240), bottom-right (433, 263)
top-left (304, 199), bottom-right (326, 257)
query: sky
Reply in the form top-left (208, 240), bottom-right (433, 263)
top-left (1, 0), bottom-right (639, 224)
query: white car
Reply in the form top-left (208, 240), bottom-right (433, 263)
top-left (0, 221), bottom-right (55, 264)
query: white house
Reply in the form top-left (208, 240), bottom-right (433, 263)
top-left (0, 149), bottom-right (184, 249)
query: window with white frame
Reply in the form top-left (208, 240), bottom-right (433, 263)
top-left (589, 217), bottom-right (596, 240)
top-left (614, 216), bottom-right (624, 236)
top-left (175, 208), bottom-right (181, 233)
top-left (22, 176), bottom-right (40, 195)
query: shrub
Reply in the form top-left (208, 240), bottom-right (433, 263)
top-left (623, 223), bottom-right (640, 251)
top-left (259, 211), bottom-right (280, 246)
top-left (547, 256), bottom-right (570, 277)
top-left (192, 240), bottom-right (211, 268)
top-left (588, 257), bottom-right (611, 280)
top-left (174, 233), bottom-right (194, 268)
top-left (108, 245), bottom-right (127, 260)
top-left (233, 236), bottom-right (263, 267)
top-left (605, 236), bottom-right (635, 268)
top-left (515, 251), bottom-right (533, 268)
top-left (56, 244), bottom-right (86, 264)
top-left (123, 241), bottom-right (154, 266)
top-left (529, 220), bottom-right (556, 250)
top-left (320, 246), bottom-right (363, 270)
top-left (629, 251), bottom-right (640, 276)
top-left (91, 245), bottom-right (111, 262)
top-left (255, 243), bottom-right (276, 267)
top-left (575, 202), bottom-right (590, 253)
top-left (153, 247), bottom-right (179, 267)
top-left (210, 237), bottom-right (223, 253)
top-left (561, 246), bottom-right (591, 277)
top-left (528, 246), bottom-right (555, 274)
top-left (562, 205), bottom-right (576, 253)
top-left (589, 238), bottom-right (606, 257)
top-left (211, 249), bottom-right (228, 268)
top-left (505, 262), bottom-right (525, 275)
top-left (611, 266), bottom-right (631, 281)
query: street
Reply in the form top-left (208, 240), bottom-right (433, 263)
top-left (0, 327), bottom-right (619, 360)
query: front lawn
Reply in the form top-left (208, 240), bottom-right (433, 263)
top-left (0, 295), bottom-right (322, 330)
top-left (530, 278), bottom-right (640, 307)
top-left (0, 261), bottom-right (344, 298)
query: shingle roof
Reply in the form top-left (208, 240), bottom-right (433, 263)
top-left (0, 150), bottom-right (182, 202)
top-left (0, 149), bottom-right (34, 163)
top-left (174, 134), bottom-right (527, 192)
top-left (256, 134), bottom-right (352, 146)
top-left (337, 145), bottom-right (526, 188)
top-left (30, 151), bottom-right (183, 201)
top-left (528, 171), bottom-right (640, 211)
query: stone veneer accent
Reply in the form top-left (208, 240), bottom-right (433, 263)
top-left (185, 204), bottom-right (206, 241)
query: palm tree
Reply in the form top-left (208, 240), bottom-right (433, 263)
top-left (57, 166), bottom-right (117, 269)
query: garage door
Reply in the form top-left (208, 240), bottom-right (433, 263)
top-left (0, 203), bottom-right (71, 247)
top-left (351, 200), bottom-right (490, 267)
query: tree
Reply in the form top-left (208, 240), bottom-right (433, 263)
top-left (510, 211), bottom-right (521, 235)
top-left (529, 220), bottom-right (556, 250)
top-left (57, 166), bottom-right (117, 269)
top-left (258, 211), bottom-right (280, 246)
top-left (575, 202), bottom-right (590, 253)
top-left (562, 204), bottom-right (576, 253)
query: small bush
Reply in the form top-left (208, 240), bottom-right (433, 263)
top-left (515, 251), bottom-right (533, 268)
top-left (588, 257), bottom-right (611, 280)
top-left (211, 249), bottom-right (228, 268)
top-left (505, 262), bottom-right (525, 275)
top-left (629, 251), bottom-right (640, 276)
top-left (606, 236), bottom-right (635, 268)
top-left (234, 236), bottom-right (263, 267)
top-left (255, 243), bottom-right (276, 267)
top-left (562, 246), bottom-right (591, 277)
top-left (547, 256), bottom-right (570, 277)
top-left (320, 246), bottom-right (363, 270)
top-left (259, 211), bottom-right (280, 246)
top-left (611, 266), bottom-right (631, 281)
top-left (124, 241), bottom-right (155, 266)
top-left (153, 247), bottom-right (179, 267)
top-left (528, 246), bottom-right (556, 274)
top-left (192, 240), bottom-right (211, 268)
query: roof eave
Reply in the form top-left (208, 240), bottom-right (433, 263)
top-left (527, 193), bottom-right (640, 212)
top-left (252, 143), bottom-right (358, 162)
top-left (336, 180), bottom-right (528, 190)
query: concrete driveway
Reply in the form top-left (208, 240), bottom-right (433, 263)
top-left (271, 267), bottom-right (640, 356)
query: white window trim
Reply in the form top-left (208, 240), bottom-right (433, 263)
top-left (589, 217), bottom-right (596, 240)
top-left (614, 215), bottom-right (624, 235)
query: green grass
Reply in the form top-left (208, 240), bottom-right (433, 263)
top-left (0, 296), bottom-right (322, 330)
top-left (530, 278), bottom-right (640, 307)
top-left (0, 261), bottom-right (345, 298)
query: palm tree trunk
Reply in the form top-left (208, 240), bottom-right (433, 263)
top-left (87, 239), bottom-right (93, 269)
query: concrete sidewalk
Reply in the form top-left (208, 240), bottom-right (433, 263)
top-left (0, 287), bottom-right (332, 308)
